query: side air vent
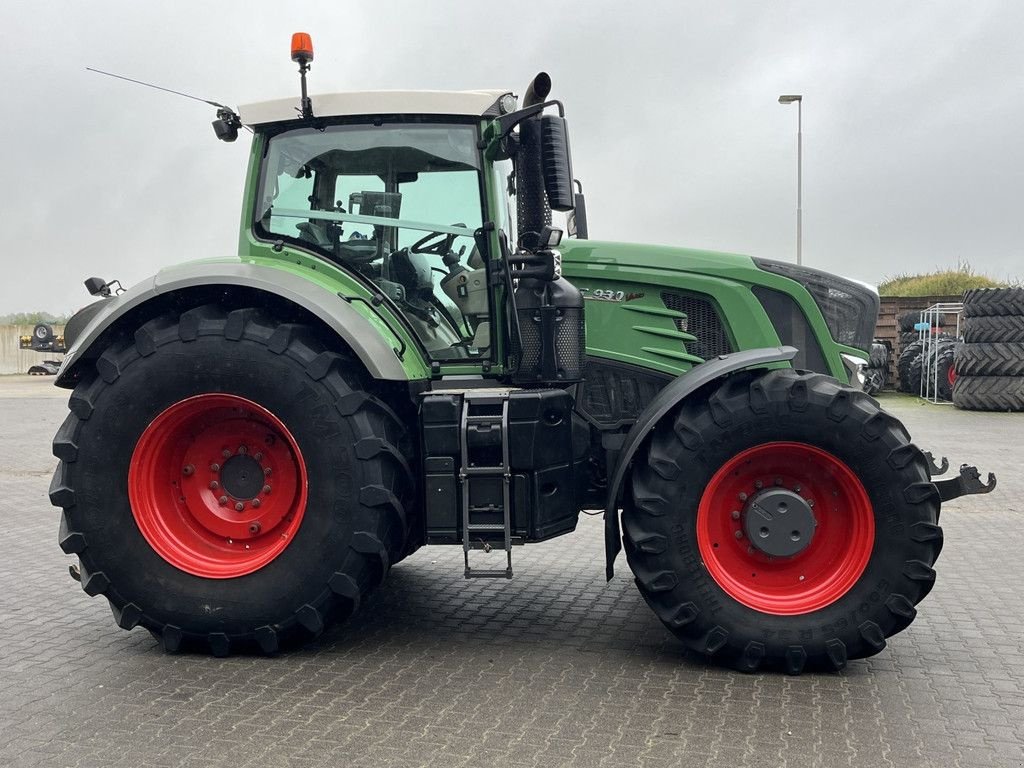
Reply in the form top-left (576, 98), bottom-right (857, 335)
top-left (752, 286), bottom-right (830, 373)
top-left (660, 292), bottom-right (734, 359)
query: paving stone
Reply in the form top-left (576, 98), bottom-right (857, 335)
top-left (1, 385), bottom-right (1022, 767)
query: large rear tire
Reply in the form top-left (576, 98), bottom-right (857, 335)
top-left (954, 342), bottom-right (1024, 377)
top-left (623, 370), bottom-right (942, 673)
top-left (50, 305), bottom-right (415, 655)
top-left (952, 375), bottom-right (1024, 411)
top-left (962, 315), bottom-right (1024, 343)
top-left (962, 287), bottom-right (1024, 317)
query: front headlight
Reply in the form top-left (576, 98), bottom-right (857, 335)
top-left (753, 259), bottom-right (879, 353)
top-left (840, 353), bottom-right (868, 389)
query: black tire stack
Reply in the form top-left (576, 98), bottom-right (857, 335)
top-left (896, 331), bottom-right (957, 400)
top-left (894, 311), bottom-right (945, 393)
top-left (954, 288), bottom-right (1024, 411)
top-left (863, 341), bottom-right (890, 395)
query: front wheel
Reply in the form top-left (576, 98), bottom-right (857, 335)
top-left (623, 369), bottom-right (942, 673)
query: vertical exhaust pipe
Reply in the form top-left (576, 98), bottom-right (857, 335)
top-left (522, 72), bottom-right (551, 108)
top-left (517, 72), bottom-right (552, 244)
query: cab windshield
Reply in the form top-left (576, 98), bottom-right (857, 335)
top-left (256, 121), bottom-right (489, 359)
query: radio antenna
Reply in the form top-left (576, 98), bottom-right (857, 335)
top-left (85, 67), bottom-right (245, 142)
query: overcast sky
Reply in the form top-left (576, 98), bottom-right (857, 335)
top-left (3, 0), bottom-right (1022, 314)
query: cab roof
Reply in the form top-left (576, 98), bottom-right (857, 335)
top-left (238, 89), bottom-right (513, 126)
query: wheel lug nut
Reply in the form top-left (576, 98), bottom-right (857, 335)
top-left (222, 449), bottom-right (231, 459)
top-left (738, 492), bottom-right (748, 502)
top-left (254, 452), bottom-right (263, 461)
top-left (248, 522), bottom-right (261, 535)
top-left (235, 502), bottom-right (245, 512)
top-left (774, 477), bottom-right (782, 486)
top-left (794, 485), bottom-right (802, 493)
top-left (209, 481), bottom-right (219, 490)
top-left (210, 463), bottom-right (220, 472)
top-left (734, 530), bottom-right (743, 539)
top-left (252, 498), bottom-right (261, 508)
top-left (755, 480), bottom-right (763, 490)
top-left (263, 467), bottom-right (272, 476)
top-left (808, 499), bottom-right (815, 508)
top-left (731, 510), bottom-right (740, 520)
top-left (182, 464), bottom-right (195, 476)
top-left (218, 496), bottom-right (228, 506)
top-left (262, 484), bottom-right (271, 494)
top-left (238, 445), bottom-right (248, 455)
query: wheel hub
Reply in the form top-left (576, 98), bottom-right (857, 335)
top-left (220, 453), bottom-right (264, 499)
top-left (695, 441), bottom-right (875, 615)
top-left (128, 393), bottom-right (307, 579)
top-left (743, 488), bottom-right (816, 557)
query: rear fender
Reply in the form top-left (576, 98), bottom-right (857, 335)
top-left (603, 346), bottom-right (798, 579)
top-left (55, 261), bottom-right (414, 387)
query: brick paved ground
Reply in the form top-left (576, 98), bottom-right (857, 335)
top-left (1, 376), bottom-right (1022, 768)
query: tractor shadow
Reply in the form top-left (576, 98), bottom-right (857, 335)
top-left (308, 528), bottom-right (689, 663)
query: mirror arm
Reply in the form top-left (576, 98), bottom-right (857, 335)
top-left (480, 99), bottom-right (565, 151)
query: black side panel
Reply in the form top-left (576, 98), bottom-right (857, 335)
top-left (752, 286), bottom-right (830, 374)
top-left (576, 357), bottom-right (673, 430)
top-left (419, 389), bottom-right (583, 544)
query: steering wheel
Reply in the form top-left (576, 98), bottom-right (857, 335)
top-left (411, 230), bottom-right (456, 255)
top-left (411, 223), bottom-right (468, 257)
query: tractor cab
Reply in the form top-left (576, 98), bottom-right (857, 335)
top-left (238, 55), bottom-right (584, 385)
top-left (252, 119), bottom-right (492, 357)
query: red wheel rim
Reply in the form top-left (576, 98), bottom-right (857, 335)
top-left (947, 364), bottom-right (957, 388)
top-left (696, 442), bottom-right (874, 615)
top-left (129, 394), bottom-right (307, 578)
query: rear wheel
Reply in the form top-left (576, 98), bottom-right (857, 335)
top-left (50, 305), bottom-right (415, 655)
top-left (623, 369), bottom-right (942, 673)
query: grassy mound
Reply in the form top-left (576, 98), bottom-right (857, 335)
top-left (878, 264), bottom-right (1010, 297)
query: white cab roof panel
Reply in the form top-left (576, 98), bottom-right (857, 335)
top-left (238, 90), bottom-right (512, 125)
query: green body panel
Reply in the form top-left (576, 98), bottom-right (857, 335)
top-left (559, 240), bottom-right (850, 382)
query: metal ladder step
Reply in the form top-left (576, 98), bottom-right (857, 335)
top-left (465, 569), bottom-right (513, 579)
top-left (461, 394), bottom-right (513, 579)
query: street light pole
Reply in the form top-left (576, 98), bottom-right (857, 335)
top-left (778, 94), bottom-right (803, 265)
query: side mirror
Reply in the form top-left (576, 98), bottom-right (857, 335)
top-left (540, 115), bottom-right (574, 212)
top-left (212, 118), bottom-right (239, 142)
top-left (84, 277), bottom-right (111, 297)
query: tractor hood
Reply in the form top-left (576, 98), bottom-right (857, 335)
top-left (559, 240), bottom-right (879, 355)
top-left (560, 240), bottom-right (763, 281)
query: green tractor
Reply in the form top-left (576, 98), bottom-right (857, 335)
top-left (51, 36), bottom-right (994, 672)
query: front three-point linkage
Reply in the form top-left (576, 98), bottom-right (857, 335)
top-left (922, 451), bottom-right (997, 502)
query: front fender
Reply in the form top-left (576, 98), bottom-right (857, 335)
top-left (55, 261), bottom-right (415, 387)
top-left (603, 346), bottom-right (798, 579)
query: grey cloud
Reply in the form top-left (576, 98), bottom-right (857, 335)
top-left (2, 0), bottom-right (1021, 314)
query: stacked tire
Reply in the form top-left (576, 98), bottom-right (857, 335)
top-left (896, 333), bottom-right (957, 400)
top-left (954, 288), bottom-right (1024, 411)
top-left (894, 311), bottom-right (946, 392)
top-left (863, 341), bottom-right (890, 395)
